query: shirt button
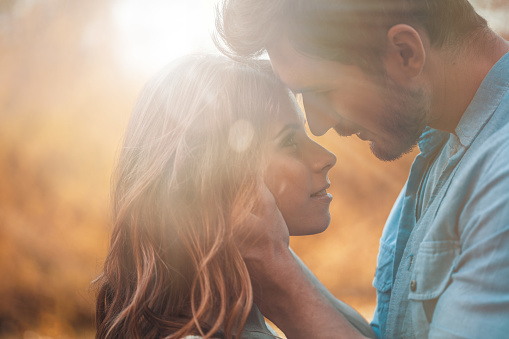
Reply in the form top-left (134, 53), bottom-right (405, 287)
top-left (410, 280), bottom-right (417, 292)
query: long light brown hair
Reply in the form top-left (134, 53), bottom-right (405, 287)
top-left (95, 55), bottom-right (291, 338)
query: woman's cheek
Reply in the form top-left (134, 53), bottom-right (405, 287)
top-left (264, 158), bottom-right (305, 221)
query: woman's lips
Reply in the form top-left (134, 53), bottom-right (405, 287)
top-left (311, 184), bottom-right (331, 198)
top-left (311, 189), bottom-right (327, 197)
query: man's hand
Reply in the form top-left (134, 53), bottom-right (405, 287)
top-left (235, 184), bottom-right (290, 305)
top-left (236, 184), bottom-right (290, 262)
top-left (235, 185), bottom-right (373, 339)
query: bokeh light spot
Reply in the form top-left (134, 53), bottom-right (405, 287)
top-left (228, 119), bottom-right (254, 152)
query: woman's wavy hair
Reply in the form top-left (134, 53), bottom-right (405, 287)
top-left (94, 54), bottom-right (291, 338)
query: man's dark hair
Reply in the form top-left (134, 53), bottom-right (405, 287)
top-left (216, 0), bottom-right (488, 72)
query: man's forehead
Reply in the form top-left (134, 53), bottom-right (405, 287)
top-left (267, 38), bottom-right (348, 93)
top-left (268, 39), bottom-right (315, 89)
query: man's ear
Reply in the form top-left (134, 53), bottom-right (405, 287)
top-left (383, 24), bottom-right (426, 83)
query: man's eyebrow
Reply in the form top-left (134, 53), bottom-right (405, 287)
top-left (272, 72), bottom-right (318, 94)
top-left (271, 68), bottom-right (320, 94)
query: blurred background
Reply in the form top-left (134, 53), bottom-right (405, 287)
top-left (0, 0), bottom-right (507, 338)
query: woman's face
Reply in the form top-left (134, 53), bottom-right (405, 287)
top-left (264, 97), bottom-right (337, 236)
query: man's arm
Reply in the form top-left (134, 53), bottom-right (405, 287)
top-left (241, 187), bottom-right (373, 339)
top-left (290, 249), bottom-right (376, 338)
top-left (245, 243), bottom-right (371, 339)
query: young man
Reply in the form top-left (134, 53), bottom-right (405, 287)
top-left (216, 1), bottom-right (509, 338)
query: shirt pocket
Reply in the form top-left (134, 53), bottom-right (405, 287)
top-left (407, 240), bottom-right (460, 334)
top-left (409, 240), bottom-right (460, 300)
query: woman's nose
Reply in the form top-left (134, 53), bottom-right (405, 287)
top-left (311, 141), bottom-right (337, 173)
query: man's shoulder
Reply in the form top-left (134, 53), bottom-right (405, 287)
top-left (473, 113), bottom-right (509, 169)
top-left (462, 95), bottom-right (509, 174)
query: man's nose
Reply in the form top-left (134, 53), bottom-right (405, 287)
top-left (302, 92), bottom-right (338, 136)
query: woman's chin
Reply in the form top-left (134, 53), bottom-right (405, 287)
top-left (287, 219), bottom-right (330, 236)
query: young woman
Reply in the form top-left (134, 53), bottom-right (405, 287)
top-left (95, 54), bottom-right (336, 339)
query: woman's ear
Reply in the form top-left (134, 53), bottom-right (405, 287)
top-left (383, 24), bottom-right (426, 84)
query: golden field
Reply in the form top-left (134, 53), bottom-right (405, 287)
top-left (0, 0), bottom-right (507, 338)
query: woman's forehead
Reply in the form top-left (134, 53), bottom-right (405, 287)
top-left (274, 92), bottom-right (305, 126)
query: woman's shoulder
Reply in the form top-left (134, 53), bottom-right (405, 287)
top-left (243, 304), bottom-right (282, 338)
top-left (181, 304), bottom-right (281, 339)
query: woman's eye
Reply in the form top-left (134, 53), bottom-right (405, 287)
top-left (282, 133), bottom-right (297, 148)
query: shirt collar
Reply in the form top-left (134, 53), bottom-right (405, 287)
top-left (418, 50), bottom-right (509, 154)
top-left (417, 127), bottom-right (449, 157)
top-left (455, 51), bottom-right (509, 147)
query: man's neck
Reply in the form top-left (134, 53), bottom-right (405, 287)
top-left (427, 31), bottom-right (509, 133)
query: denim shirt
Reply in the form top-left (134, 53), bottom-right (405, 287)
top-left (371, 51), bottom-right (509, 339)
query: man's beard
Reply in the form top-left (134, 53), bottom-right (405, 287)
top-left (369, 79), bottom-right (430, 162)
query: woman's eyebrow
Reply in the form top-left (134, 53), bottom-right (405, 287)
top-left (275, 123), bottom-right (300, 139)
top-left (291, 85), bottom-right (322, 94)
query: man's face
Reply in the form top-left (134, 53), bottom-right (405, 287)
top-left (268, 39), bottom-right (429, 161)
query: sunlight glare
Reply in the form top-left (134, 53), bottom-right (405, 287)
top-left (112, 0), bottom-right (217, 75)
